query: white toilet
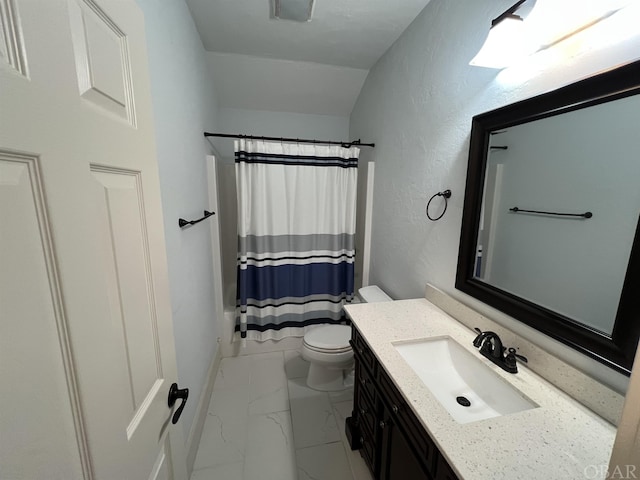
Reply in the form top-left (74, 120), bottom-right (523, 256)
top-left (301, 285), bottom-right (392, 391)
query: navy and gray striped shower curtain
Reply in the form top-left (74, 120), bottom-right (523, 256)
top-left (234, 139), bottom-right (360, 341)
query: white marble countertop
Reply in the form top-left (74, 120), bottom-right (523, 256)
top-left (344, 298), bottom-right (617, 480)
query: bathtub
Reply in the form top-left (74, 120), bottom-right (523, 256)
top-left (219, 283), bottom-right (302, 357)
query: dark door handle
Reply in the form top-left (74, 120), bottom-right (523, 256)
top-left (168, 383), bottom-right (189, 425)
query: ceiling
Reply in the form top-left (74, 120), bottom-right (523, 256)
top-left (185, 0), bottom-right (431, 69)
top-left (206, 53), bottom-right (369, 116)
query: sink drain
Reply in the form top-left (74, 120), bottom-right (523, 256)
top-left (456, 396), bottom-right (471, 407)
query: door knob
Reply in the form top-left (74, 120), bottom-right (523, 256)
top-left (168, 383), bottom-right (189, 424)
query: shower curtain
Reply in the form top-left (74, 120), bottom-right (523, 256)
top-left (234, 139), bottom-right (360, 341)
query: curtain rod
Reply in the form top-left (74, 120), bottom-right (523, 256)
top-left (204, 132), bottom-right (375, 148)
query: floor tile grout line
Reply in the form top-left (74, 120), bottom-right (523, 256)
top-left (191, 350), bottom-right (360, 480)
top-left (284, 356), bottom-right (304, 468)
top-left (295, 439), bottom-right (346, 452)
top-left (288, 366), bottom-right (357, 477)
top-left (332, 401), bottom-right (361, 480)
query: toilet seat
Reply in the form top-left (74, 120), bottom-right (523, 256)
top-left (303, 325), bottom-right (351, 352)
top-left (302, 343), bottom-right (352, 354)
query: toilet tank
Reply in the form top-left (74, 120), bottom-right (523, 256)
top-left (358, 285), bottom-right (392, 303)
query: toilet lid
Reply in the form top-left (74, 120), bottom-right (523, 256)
top-left (304, 325), bottom-right (351, 350)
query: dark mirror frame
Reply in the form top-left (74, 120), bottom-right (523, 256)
top-left (456, 60), bottom-right (640, 375)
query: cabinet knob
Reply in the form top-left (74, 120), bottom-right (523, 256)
top-left (379, 420), bottom-right (387, 429)
top-left (360, 378), bottom-right (366, 386)
top-left (359, 436), bottom-right (364, 444)
top-left (392, 404), bottom-right (399, 414)
top-left (358, 348), bottom-right (364, 355)
top-left (360, 407), bottom-right (366, 415)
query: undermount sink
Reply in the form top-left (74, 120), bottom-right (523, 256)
top-left (393, 336), bottom-right (537, 424)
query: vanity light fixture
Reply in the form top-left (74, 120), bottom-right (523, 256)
top-left (273, 0), bottom-right (316, 22)
top-left (470, 0), bottom-right (634, 69)
top-left (469, 0), bottom-right (536, 69)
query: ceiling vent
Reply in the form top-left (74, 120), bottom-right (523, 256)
top-left (273, 0), bottom-right (315, 22)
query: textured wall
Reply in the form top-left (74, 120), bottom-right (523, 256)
top-left (136, 0), bottom-right (219, 438)
top-left (350, 0), bottom-right (640, 391)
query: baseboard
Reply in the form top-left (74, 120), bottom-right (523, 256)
top-left (185, 345), bottom-right (222, 477)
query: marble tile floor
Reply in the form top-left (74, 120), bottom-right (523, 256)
top-left (190, 350), bottom-right (373, 480)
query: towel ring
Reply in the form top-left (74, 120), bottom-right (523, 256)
top-left (426, 189), bottom-right (452, 221)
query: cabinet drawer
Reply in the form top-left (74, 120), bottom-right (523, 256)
top-left (356, 383), bottom-right (377, 435)
top-left (356, 359), bottom-right (377, 405)
top-left (352, 327), bottom-right (378, 375)
top-left (378, 367), bottom-right (438, 476)
top-left (359, 421), bottom-right (377, 475)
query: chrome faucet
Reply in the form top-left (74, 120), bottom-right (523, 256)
top-left (472, 328), bottom-right (527, 373)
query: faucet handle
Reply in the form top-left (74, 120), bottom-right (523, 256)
top-left (505, 347), bottom-right (528, 367)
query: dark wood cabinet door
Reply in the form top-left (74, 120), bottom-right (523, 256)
top-left (380, 406), bottom-right (431, 480)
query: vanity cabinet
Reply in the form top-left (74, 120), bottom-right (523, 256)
top-left (348, 327), bottom-right (459, 480)
top-left (379, 401), bottom-right (430, 480)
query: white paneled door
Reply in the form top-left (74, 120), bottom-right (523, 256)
top-left (0, 0), bottom-right (187, 479)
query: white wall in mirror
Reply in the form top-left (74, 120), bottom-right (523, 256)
top-left (476, 94), bottom-right (640, 335)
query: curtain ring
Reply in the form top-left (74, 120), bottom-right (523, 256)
top-left (426, 189), bottom-right (452, 221)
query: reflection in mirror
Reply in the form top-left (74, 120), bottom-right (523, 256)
top-left (474, 95), bottom-right (640, 337)
top-left (456, 60), bottom-right (640, 374)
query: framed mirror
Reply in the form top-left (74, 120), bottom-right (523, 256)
top-left (456, 60), bottom-right (640, 375)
